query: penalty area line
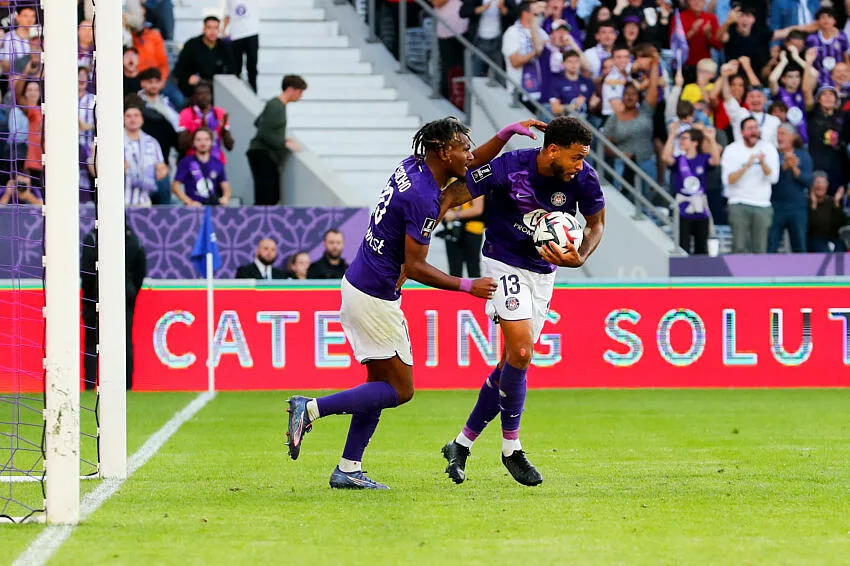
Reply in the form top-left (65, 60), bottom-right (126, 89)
top-left (12, 390), bottom-right (215, 566)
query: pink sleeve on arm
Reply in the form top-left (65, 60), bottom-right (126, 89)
top-left (177, 108), bottom-right (193, 132)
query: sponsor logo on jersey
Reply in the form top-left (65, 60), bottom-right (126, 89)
top-left (421, 217), bottom-right (437, 238)
top-left (505, 296), bottom-right (520, 311)
top-left (551, 192), bottom-right (566, 206)
top-left (470, 164), bottom-right (492, 183)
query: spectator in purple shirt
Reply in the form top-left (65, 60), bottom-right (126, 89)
top-left (172, 127), bottom-right (231, 207)
top-left (804, 7), bottom-right (850, 87)
top-left (549, 49), bottom-right (596, 117)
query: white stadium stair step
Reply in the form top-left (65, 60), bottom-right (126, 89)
top-left (288, 115), bottom-right (421, 129)
top-left (295, 129), bottom-right (413, 146)
top-left (258, 74), bottom-right (385, 92)
top-left (288, 101), bottom-right (409, 117)
top-left (174, 7), bottom-right (325, 22)
top-left (299, 88), bottom-right (398, 102)
top-left (258, 60), bottom-right (372, 75)
top-left (337, 171), bottom-right (406, 199)
top-left (329, 156), bottom-right (410, 171)
top-left (261, 35), bottom-right (349, 48)
top-left (177, 0), bottom-right (316, 8)
top-left (306, 142), bottom-right (408, 157)
top-left (174, 21), bottom-right (340, 44)
top-left (259, 48), bottom-right (362, 65)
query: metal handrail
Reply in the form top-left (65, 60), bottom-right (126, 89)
top-left (363, 0), bottom-right (681, 253)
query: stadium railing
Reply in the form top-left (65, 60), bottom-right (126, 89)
top-left (353, 0), bottom-right (682, 255)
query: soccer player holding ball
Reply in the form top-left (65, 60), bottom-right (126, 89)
top-left (441, 116), bottom-right (605, 486)
top-left (285, 117), bottom-right (545, 490)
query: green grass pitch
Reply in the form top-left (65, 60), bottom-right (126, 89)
top-left (2, 389), bottom-right (849, 565)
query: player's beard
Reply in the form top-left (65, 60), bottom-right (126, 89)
top-left (551, 159), bottom-right (573, 182)
top-left (257, 255), bottom-right (275, 266)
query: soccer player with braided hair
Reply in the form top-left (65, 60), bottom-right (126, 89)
top-left (285, 117), bottom-right (545, 490)
top-left (440, 116), bottom-right (606, 487)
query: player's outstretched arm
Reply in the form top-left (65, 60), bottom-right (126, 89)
top-left (403, 235), bottom-right (497, 298)
top-left (469, 120), bottom-right (547, 169)
top-left (539, 208), bottom-right (605, 268)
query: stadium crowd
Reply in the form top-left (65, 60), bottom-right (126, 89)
top-left (2, 0), bottom-right (848, 255)
top-left (424, 0), bottom-right (850, 253)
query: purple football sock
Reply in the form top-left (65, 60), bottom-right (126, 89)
top-left (316, 381), bottom-right (399, 417)
top-left (462, 366), bottom-right (502, 439)
top-left (499, 363), bottom-right (527, 437)
top-left (342, 410), bottom-right (381, 463)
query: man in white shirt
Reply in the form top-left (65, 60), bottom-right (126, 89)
top-left (722, 63), bottom-right (781, 146)
top-left (601, 43), bottom-right (631, 116)
top-left (223, 0), bottom-right (260, 92)
top-left (721, 116), bottom-right (780, 253)
top-left (582, 20), bottom-right (617, 77)
top-left (502, 1), bottom-right (548, 100)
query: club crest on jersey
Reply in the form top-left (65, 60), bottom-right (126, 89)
top-left (505, 297), bottom-right (520, 311)
top-left (551, 192), bottom-right (566, 206)
top-left (471, 164), bottom-right (492, 183)
top-left (421, 218), bottom-right (437, 238)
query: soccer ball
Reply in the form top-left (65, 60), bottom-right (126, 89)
top-left (533, 211), bottom-right (583, 252)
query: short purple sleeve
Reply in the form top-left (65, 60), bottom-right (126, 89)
top-left (404, 192), bottom-right (440, 246)
top-left (465, 154), bottom-right (508, 199)
top-left (805, 34), bottom-right (817, 49)
top-left (578, 166), bottom-right (605, 216)
top-left (174, 157), bottom-right (192, 186)
top-left (216, 161), bottom-right (228, 182)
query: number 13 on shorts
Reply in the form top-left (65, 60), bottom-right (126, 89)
top-left (482, 257), bottom-right (556, 343)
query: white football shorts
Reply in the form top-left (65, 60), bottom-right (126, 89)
top-left (339, 276), bottom-right (413, 366)
top-left (481, 256), bottom-right (556, 343)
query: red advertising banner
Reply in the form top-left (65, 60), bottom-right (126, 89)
top-left (3, 281), bottom-right (849, 392)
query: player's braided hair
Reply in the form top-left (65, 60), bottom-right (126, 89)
top-left (412, 117), bottom-right (471, 160)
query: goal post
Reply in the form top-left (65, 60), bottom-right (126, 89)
top-left (94, 0), bottom-right (128, 482)
top-left (43, 0), bottom-right (82, 525)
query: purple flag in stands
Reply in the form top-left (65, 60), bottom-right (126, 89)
top-left (671, 9), bottom-right (689, 70)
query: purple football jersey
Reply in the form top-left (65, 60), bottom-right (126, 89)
top-left (805, 31), bottom-right (850, 86)
top-left (174, 155), bottom-right (228, 204)
top-left (345, 156), bottom-right (442, 301)
top-left (466, 148), bottom-right (605, 274)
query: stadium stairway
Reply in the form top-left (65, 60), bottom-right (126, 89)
top-left (175, 0), bottom-right (458, 207)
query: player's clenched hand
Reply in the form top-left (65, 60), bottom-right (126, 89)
top-left (470, 277), bottom-right (498, 299)
top-left (539, 241), bottom-right (584, 268)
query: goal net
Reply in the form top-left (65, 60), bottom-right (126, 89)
top-left (0, 0), bottom-right (125, 525)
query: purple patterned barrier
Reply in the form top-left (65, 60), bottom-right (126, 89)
top-left (0, 205), bottom-right (370, 279)
top-left (670, 253), bottom-right (850, 277)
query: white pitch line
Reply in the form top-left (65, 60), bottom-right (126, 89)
top-left (12, 391), bottom-right (215, 566)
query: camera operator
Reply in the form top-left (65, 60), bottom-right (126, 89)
top-left (437, 195), bottom-right (485, 277)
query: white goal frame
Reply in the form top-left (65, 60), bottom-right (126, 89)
top-left (39, 0), bottom-right (126, 525)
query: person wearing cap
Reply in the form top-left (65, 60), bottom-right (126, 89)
top-left (541, 0), bottom-right (581, 46)
top-left (805, 83), bottom-right (845, 192)
top-left (769, 123), bottom-right (813, 253)
top-left (721, 60), bottom-right (781, 147)
top-left (721, 115), bottom-right (780, 254)
top-left (804, 7), bottom-right (850, 87)
top-left (540, 19), bottom-right (576, 101)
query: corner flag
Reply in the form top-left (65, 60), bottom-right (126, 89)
top-left (191, 206), bottom-right (222, 277)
